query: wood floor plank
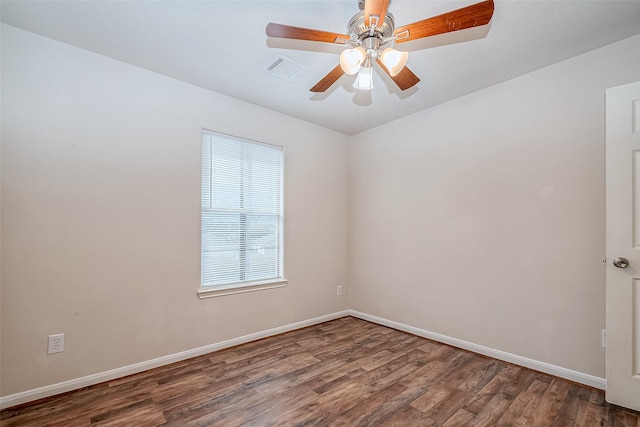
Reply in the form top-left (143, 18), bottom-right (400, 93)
top-left (376, 405), bottom-right (436, 426)
top-left (464, 364), bottom-right (527, 414)
top-left (574, 401), bottom-right (609, 427)
top-left (242, 353), bottom-right (320, 382)
top-left (201, 343), bottom-right (305, 381)
top-left (611, 409), bottom-right (640, 427)
top-left (355, 348), bottom-right (432, 391)
top-left (530, 378), bottom-right (572, 427)
top-left (410, 383), bottom-right (470, 424)
top-left (328, 383), bottom-right (409, 426)
top-left (2, 316), bottom-right (639, 426)
top-left (152, 371), bottom-right (250, 412)
top-left (469, 391), bottom-right (516, 427)
top-left (442, 408), bottom-right (476, 426)
top-left (209, 386), bottom-right (322, 427)
top-left (160, 381), bottom-right (259, 425)
top-left (386, 334), bottom-right (426, 354)
top-left (454, 358), bottom-right (505, 393)
top-left (314, 378), bottom-right (378, 415)
top-left (494, 390), bottom-right (541, 426)
top-left (550, 382), bottom-right (595, 427)
top-left (89, 398), bottom-right (166, 427)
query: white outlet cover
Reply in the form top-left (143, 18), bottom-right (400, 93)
top-left (48, 333), bottom-right (64, 354)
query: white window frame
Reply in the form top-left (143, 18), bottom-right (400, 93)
top-left (198, 130), bottom-right (286, 299)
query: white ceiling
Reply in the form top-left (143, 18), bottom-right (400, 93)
top-left (2, 0), bottom-right (640, 135)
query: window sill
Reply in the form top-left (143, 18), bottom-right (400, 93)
top-left (197, 279), bottom-right (288, 299)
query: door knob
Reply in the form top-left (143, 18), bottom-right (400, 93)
top-left (613, 257), bottom-right (629, 268)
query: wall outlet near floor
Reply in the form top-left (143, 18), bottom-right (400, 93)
top-left (337, 285), bottom-right (343, 296)
top-left (48, 333), bottom-right (64, 354)
top-left (601, 330), bottom-right (607, 348)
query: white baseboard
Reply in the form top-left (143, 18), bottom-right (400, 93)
top-left (0, 310), bottom-right (350, 410)
top-left (1, 309), bottom-right (606, 409)
top-left (348, 310), bottom-right (606, 390)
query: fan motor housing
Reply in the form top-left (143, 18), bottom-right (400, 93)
top-left (347, 11), bottom-right (395, 48)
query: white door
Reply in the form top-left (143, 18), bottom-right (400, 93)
top-left (606, 80), bottom-right (640, 411)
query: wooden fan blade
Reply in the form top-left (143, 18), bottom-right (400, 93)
top-left (310, 65), bottom-right (344, 92)
top-left (364, 0), bottom-right (390, 28)
top-left (376, 59), bottom-right (420, 90)
top-left (266, 23), bottom-right (350, 44)
top-left (394, 0), bottom-right (494, 43)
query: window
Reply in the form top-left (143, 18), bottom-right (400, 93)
top-left (199, 130), bottom-right (286, 298)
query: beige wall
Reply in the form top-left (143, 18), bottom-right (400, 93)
top-left (3, 20), bottom-right (640, 400)
top-left (0, 25), bottom-right (349, 396)
top-left (349, 34), bottom-right (640, 379)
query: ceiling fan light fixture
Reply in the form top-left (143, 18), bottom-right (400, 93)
top-left (380, 48), bottom-right (408, 77)
top-left (353, 65), bottom-right (374, 90)
top-left (266, 0), bottom-right (494, 93)
top-left (339, 46), bottom-right (366, 75)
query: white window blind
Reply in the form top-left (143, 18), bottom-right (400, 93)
top-left (201, 130), bottom-right (284, 289)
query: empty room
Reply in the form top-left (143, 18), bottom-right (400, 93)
top-left (1, 0), bottom-right (640, 425)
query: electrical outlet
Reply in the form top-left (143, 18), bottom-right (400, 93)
top-left (48, 334), bottom-right (64, 354)
top-left (337, 285), bottom-right (343, 296)
top-left (602, 330), bottom-right (607, 348)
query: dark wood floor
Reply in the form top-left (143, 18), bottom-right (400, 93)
top-left (1, 316), bottom-right (639, 426)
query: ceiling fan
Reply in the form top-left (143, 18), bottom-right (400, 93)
top-left (266, 0), bottom-right (494, 92)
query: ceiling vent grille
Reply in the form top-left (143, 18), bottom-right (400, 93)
top-left (263, 55), bottom-right (309, 82)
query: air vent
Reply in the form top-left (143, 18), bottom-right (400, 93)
top-left (263, 55), bottom-right (309, 82)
